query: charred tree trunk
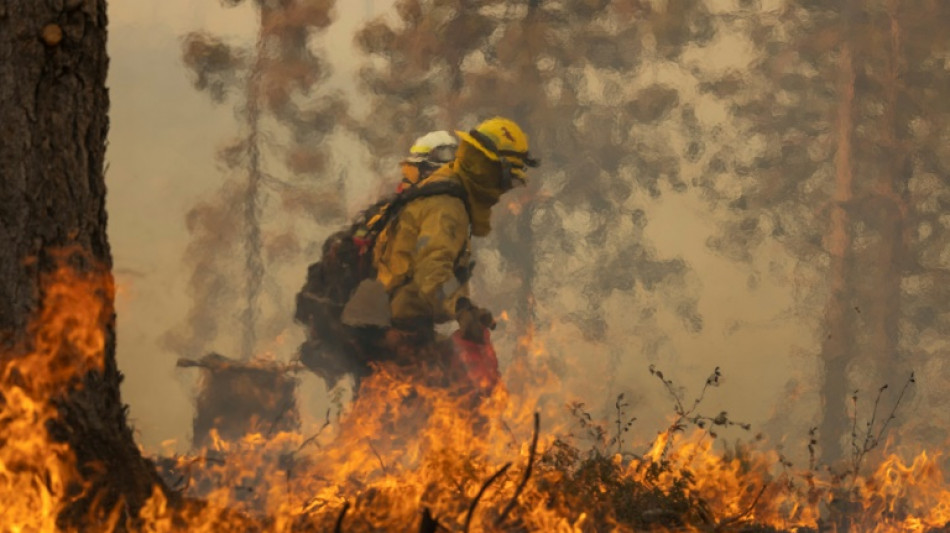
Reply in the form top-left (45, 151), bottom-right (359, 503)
top-left (0, 0), bottom-right (164, 526)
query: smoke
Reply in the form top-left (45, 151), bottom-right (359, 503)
top-left (109, 0), bottom-right (950, 469)
top-left (348, 0), bottom-right (734, 439)
top-left (343, 0), bottom-right (950, 466)
top-left (166, 0), bottom-right (345, 367)
top-left (687, 0), bottom-right (950, 462)
top-left (162, 181), bottom-right (246, 360)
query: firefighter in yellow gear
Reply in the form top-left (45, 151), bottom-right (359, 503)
top-left (397, 130), bottom-right (458, 192)
top-left (370, 117), bottom-right (539, 383)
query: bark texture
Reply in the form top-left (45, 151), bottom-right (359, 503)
top-left (0, 0), bottom-right (164, 526)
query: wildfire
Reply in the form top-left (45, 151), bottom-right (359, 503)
top-left (0, 258), bottom-right (113, 531)
top-left (854, 451), bottom-right (950, 531)
top-left (4, 259), bottom-right (950, 531)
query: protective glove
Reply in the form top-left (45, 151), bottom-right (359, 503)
top-left (455, 297), bottom-right (495, 344)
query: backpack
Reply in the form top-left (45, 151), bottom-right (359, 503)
top-left (294, 180), bottom-right (469, 387)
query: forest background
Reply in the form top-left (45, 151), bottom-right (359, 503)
top-left (108, 0), bottom-right (948, 468)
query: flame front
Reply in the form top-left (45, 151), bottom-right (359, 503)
top-left (4, 262), bottom-right (950, 531)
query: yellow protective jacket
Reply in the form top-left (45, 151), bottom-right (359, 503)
top-left (373, 173), bottom-right (472, 326)
top-left (373, 141), bottom-right (507, 327)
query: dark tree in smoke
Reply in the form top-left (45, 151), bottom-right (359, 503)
top-left (170, 0), bottom-right (345, 361)
top-left (353, 1), bottom-right (711, 376)
top-left (697, 1), bottom-right (859, 461)
top-left (702, 0), bottom-right (950, 462)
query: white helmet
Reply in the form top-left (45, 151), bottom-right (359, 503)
top-left (405, 130), bottom-right (458, 165)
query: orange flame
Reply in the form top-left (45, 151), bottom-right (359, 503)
top-left (0, 258), bottom-right (113, 530)
top-left (5, 258), bottom-right (950, 532)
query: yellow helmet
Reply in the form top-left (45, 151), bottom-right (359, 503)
top-left (456, 117), bottom-right (540, 188)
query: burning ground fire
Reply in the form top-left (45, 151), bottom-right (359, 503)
top-left (4, 262), bottom-right (950, 531)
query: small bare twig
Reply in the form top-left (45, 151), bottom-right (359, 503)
top-left (495, 412), bottom-right (540, 526)
top-left (609, 393), bottom-right (636, 454)
top-left (849, 389), bottom-right (861, 467)
top-left (871, 373), bottom-right (915, 446)
top-left (650, 364), bottom-right (688, 416)
top-left (689, 367), bottom-right (722, 414)
top-left (367, 440), bottom-right (389, 475)
top-left (463, 463), bottom-right (511, 533)
top-left (849, 372), bottom-right (916, 480)
top-left (296, 408), bottom-right (333, 453)
top-left (864, 385), bottom-right (887, 450)
top-left (648, 366), bottom-right (745, 460)
top-left (333, 501), bottom-right (350, 533)
top-left (284, 408), bottom-right (334, 487)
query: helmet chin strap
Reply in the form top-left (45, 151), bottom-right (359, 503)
top-left (498, 156), bottom-right (514, 190)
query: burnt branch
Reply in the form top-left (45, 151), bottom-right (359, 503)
top-left (463, 463), bottom-right (511, 533)
top-left (297, 408), bottom-right (333, 453)
top-left (333, 501), bottom-right (350, 533)
top-left (495, 412), bottom-right (540, 526)
top-left (419, 507), bottom-right (445, 533)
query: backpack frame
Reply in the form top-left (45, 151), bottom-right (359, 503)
top-left (294, 180), bottom-right (469, 386)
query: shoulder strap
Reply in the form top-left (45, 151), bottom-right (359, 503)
top-left (399, 180), bottom-right (468, 207)
top-left (365, 180), bottom-right (470, 234)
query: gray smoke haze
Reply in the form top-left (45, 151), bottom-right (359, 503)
top-left (161, 181), bottom-right (246, 360)
top-left (345, 0), bottom-right (950, 466)
top-left (166, 0), bottom-right (345, 366)
top-left (348, 0), bottom-right (764, 446)
top-left (107, 1), bottom-right (369, 452)
top-left (107, 0), bottom-right (950, 470)
top-left (695, 1), bottom-right (950, 461)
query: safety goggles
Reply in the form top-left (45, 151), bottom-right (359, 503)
top-left (467, 129), bottom-right (540, 189)
top-left (406, 144), bottom-right (457, 165)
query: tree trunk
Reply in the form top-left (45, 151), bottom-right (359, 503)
top-left (866, 0), bottom-right (907, 396)
top-left (0, 0), bottom-right (164, 527)
top-left (240, 5), bottom-right (266, 361)
top-left (817, 39), bottom-right (856, 465)
top-left (852, 0), bottom-right (909, 449)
